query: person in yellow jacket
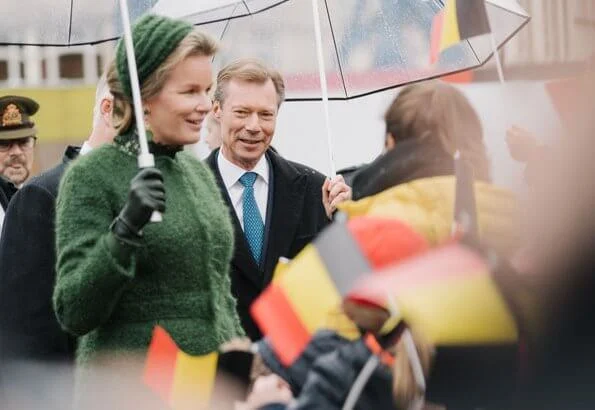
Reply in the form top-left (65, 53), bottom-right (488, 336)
top-left (342, 81), bottom-right (519, 256)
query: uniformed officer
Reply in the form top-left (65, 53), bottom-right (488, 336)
top-left (0, 95), bottom-right (39, 187)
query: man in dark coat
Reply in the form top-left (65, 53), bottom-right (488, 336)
top-left (206, 59), bottom-right (352, 340)
top-left (0, 146), bottom-right (81, 362)
top-left (0, 95), bottom-right (40, 236)
top-left (0, 77), bottom-right (115, 408)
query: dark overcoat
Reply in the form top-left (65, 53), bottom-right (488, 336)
top-left (206, 148), bottom-right (330, 340)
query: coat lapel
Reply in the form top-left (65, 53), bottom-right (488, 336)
top-left (205, 150), bottom-right (261, 288)
top-left (261, 150), bottom-right (308, 286)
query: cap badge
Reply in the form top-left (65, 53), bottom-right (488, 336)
top-left (2, 104), bottom-right (23, 127)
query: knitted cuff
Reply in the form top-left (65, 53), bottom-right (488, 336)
top-left (111, 214), bottom-right (144, 239)
top-left (109, 216), bottom-right (144, 247)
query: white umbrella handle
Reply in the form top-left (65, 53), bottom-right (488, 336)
top-left (310, 0), bottom-right (336, 177)
top-left (118, 0), bottom-right (162, 223)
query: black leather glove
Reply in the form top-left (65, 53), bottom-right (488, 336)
top-left (110, 167), bottom-right (166, 245)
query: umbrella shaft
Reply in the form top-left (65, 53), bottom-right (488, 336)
top-left (118, 0), bottom-right (152, 161)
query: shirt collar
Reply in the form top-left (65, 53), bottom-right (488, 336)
top-left (79, 141), bottom-right (94, 156)
top-left (217, 149), bottom-right (269, 190)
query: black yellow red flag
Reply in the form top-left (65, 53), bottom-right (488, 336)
top-left (430, 0), bottom-right (491, 64)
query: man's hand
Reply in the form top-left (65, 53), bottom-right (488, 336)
top-left (506, 125), bottom-right (539, 163)
top-left (235, 374), bottom-right (293, 410)
top-left (322, 175), bottom-right (352, 219)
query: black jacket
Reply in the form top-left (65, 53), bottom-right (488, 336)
top-left (258, 330), bottom-right (348, 396)
top-left (0, 176), bottom-right (17, 213)
top-left (256, 330), bottom-right (393, 410)
top-left (291, 337), bottom-right (394, 410)
top-left (0, 146), bottom-right (79, 362)
top-left (205, 148), bottom-right (330, 340)
top-left (350, 138), bottom-right (491, 201)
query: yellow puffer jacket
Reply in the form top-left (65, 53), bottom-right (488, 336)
top-left (339, 176), bottom-right (520, 256)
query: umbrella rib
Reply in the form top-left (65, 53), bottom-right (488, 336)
top-left (486, 1), bottom-right (530, 19)
top-left (241, 0), bottom-right (252, 16)
top-left (213, 3), bottom-right (240, 63)
top-left (323, 0), bottom-right (348, 99)
top-left (192, 0), bottom-right (292, 28)
top-left (282, 62), bottom-right (481, 102)
top-left (67, 0), bottom-right (74, 45)
top-left (465, 38), bottom-right (482, 65)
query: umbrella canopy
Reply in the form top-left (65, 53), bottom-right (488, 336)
top-left (0, 0), bottom-right (288, 46)
top-left (2, 1), bottom-right (529, 100)
top-left (196, 0), bottom-right (530, 100)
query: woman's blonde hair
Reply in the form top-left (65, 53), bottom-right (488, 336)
top-left (107, 30), bottom-right (218, 134)
top-left (385, 81), bottom-right (490, 180)
top-left (391, 329), bottom-right (434, 409)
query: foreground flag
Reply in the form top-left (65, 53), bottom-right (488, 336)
top-left (251, 221), bottom-right (368, 365)
top-left (251, 217), bottom-right (429, 365)
top-left (430, 0), bottom-right (491, 64)
top-left (143, 326), bottom-right (253, 409)
top-left (348, 243), bottom-right (518, 345)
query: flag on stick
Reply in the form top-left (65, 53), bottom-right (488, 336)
top-left (143, 326), bottom-right (253, 409)
top-left (251, 217), bottom-right (429, 365)
top-left (430, 0), bottom-right (492, 64)
top-left (348, 244), bottom-right (518, 346)
top-left (251, 221), bottom-right (368, 365)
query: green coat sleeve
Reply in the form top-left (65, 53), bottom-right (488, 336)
top-left (53, 158), bottom-right (137, 336)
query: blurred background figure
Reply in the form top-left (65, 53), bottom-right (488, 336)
top-left (0, 96), bottom-right (39, 235)
top-left (204, 111), bottom-right (222, 151)
top-left (342, 81), bottom-right (519, 257)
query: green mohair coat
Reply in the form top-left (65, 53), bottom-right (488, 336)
top-left (53, 134), bottom-right (243, 366)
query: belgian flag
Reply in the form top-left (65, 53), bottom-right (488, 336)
top-left (250, 221), bottom-right (369, 366)
top-left (430, 0), bottom-right (492, 64)
top-left (347, 243), bottom-right (519, 346)
top-left (349, 243), bottom-right (530, 407)
top-left (250, 216), bottom-right (430, 366)
top-left (143, 326), bottom-right (254, 409)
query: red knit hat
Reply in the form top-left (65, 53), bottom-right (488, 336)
top-left (347, 216), bottom-right (429, 270)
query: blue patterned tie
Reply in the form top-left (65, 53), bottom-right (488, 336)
top-left (239, 172), bottom-right (264, 263)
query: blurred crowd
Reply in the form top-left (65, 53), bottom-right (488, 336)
top-left (1, 11), bottom-right (595, 410)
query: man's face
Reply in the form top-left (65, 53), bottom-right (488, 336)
top-left (0, 136), bottom-right (35, 185)
top-left (214, 79), bottom-right (278, 170)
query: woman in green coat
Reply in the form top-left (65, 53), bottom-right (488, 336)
top-left (53, 14), bottom-right (243, 373)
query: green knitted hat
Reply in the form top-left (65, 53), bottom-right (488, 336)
top-left (116, 14), bottom-right (193, 99)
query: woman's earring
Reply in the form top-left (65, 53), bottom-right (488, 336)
top-left (143, 108), bottom-right (154, 140)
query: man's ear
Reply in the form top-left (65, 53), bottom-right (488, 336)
top-left (212, 101), bottom-right (222, 120)
top-left (385, 132), bottom-right (396, 151)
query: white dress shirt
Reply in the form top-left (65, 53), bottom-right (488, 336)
top-left (0, 206), bottom-right (5, 234)
top-left (79, 141), bottom-right (94, 156)
top-left (217, 150), bottom-right (269, 231)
